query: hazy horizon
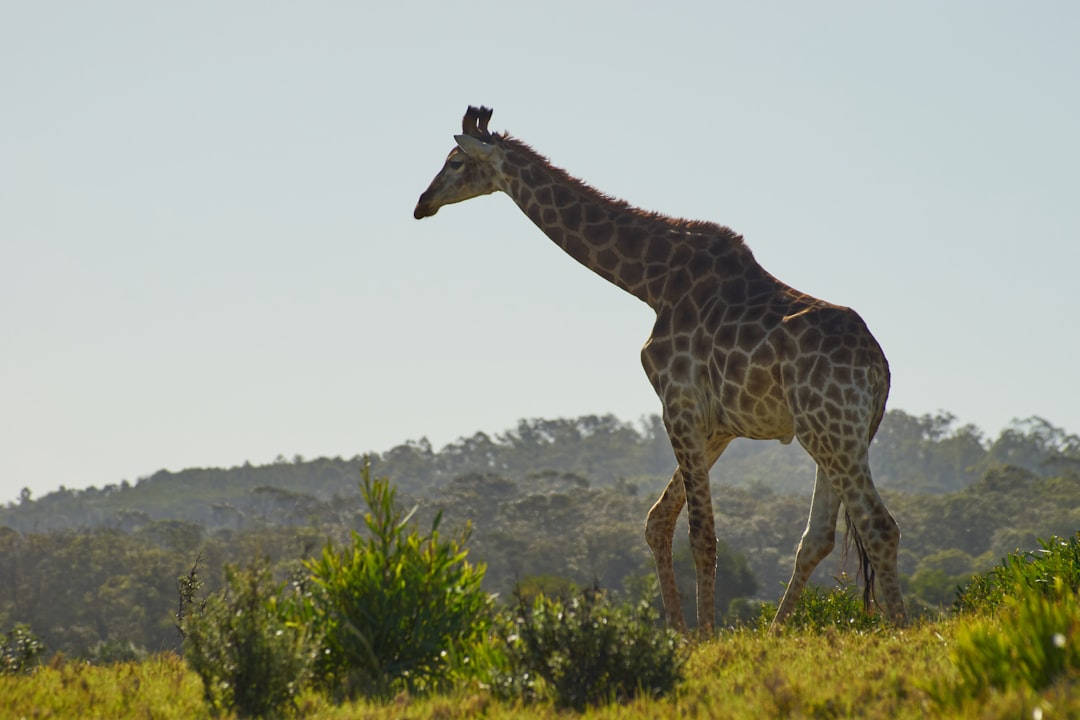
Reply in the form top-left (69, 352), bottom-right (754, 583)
top-left (4, 2), bottom-right (1078, 503)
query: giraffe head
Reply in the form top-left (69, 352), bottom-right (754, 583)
top-left (414, 106), bottom-right (504, 219)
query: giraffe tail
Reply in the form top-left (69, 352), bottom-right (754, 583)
top-left (843, 510), bottom-right (877, 613)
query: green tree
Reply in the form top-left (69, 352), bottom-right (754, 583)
top-left (986, 417), bottom-right (1080, 476)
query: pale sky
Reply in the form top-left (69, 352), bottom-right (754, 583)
top-left (3, 2), bottom-right (1078, 503)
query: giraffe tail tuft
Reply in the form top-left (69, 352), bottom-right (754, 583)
top-left (843, 510), bottom-right (877, 613)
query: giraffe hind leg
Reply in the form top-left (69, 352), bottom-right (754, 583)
top-left (844, 495), bottom-right (906, 625)
top-left (772, 467), bottom-right (840, 630)
top-left (803, 446), bottom-right (906, 624)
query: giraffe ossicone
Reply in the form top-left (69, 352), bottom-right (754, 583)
top-left (414, 105), bottom-right (907, 635)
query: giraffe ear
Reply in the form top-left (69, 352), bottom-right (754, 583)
top-left (454, 134), bottom-right (494, 159)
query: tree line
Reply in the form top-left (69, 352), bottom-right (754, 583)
top-left (1, 409), bottom-right (1079, 659)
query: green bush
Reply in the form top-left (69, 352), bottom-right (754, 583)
top-left (0, 623), bottom-right (45, 675)
top-left (931, 577), bottom-right (1080, 708)
top-left (956, 533), bottom-right (1080, 615)
top-left (303, 461), bottom-right (491, 699)
top-left (179, 560), bottom-right (314, 718)
top-left (930, 534), bottom-right (1080, 710)
top-left (500, 586), bottom-right (686, 711)
top-left (760, 576), bottom-right (886, 633)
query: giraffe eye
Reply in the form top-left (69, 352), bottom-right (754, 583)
top-left (448, 158), bottom-right (465, 170)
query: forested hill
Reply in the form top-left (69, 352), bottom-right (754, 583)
top-left (3, 409), bottom-right (1078, 535)
top-left (3, 408), bottom-right (1080, 661)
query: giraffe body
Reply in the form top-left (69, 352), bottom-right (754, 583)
top-left (414, 106), bottom-right (906, 634)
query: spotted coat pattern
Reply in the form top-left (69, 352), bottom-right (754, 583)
top-left (414, 106), bottom-right (907, 635)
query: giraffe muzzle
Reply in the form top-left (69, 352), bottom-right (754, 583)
top-left (413, 193), bottom-right (438, 219)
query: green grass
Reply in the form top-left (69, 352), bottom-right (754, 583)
top-left (6, 618), bottom-right (1077, 719)
top-left (9, 533), bottom-right (1080, 718)
top-left (0, 653), bottom-right (206, 719)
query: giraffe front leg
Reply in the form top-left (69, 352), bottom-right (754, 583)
top-left (645, 474), bottom-right (687, 633)
top-left (685, 468), bottom-right (717, 638)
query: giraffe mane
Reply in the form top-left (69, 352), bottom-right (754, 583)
top-left (496, 133), bottom-right (750, 252)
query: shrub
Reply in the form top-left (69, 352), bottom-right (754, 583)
top-left (303, 461), bottom-right (491, 699)
top-left (179, 560), bottom-right (314, 718)
top-left (0, 623), bottom-right (45, 675)
top-left (930, 577), bottom-right (1080, 708)
top-left (500, 585), bottom-right (686, 711)
top-left (956, 533), bottom-right (1080, 615)
top-left (931, 535), bottom-right (1080, 710)
top-left (759, 575), bottom-right (886, 633)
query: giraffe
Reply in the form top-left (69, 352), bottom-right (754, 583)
top-left (413, 106), bottom-right (906, 635)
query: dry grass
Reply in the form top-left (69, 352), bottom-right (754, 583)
top-left (1, 653), bottom-right (206, 719)
top-left (4, 619), bottom-right (1077, 719)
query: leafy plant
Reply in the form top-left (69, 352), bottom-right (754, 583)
top-left (500, 585), bottom-right (686, 710)
top-left (760, 575), bottom-right (887, 633)
top-left (930, 577), bottom-right (1080, 709)
top-left (303, 460), bottom-right (491, 699)
top-left (929, 535), bottom-right (1080, 710)
top-left (179, 559), bottom-right (314, 718)
top-left (956, 532), bottom-right (1080, 615)
top-left (0, 623), bottom-right (45, 675)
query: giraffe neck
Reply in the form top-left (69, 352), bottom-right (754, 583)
top-left (493, 136), bottom-right (753, 310)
